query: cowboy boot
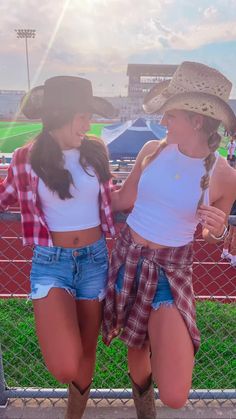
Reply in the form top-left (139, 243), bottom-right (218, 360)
top-left (129, 373), bottom-right (156, 419)
top-left (65, 381), bottom-right (91, 419)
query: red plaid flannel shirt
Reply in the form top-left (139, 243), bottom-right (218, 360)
top-left (103, 224), bottom-right (200, 354)
top-left (0, 144), bottom-right (116, 246)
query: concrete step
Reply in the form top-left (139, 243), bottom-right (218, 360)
top-left (0, 399), bottom-right (235, 419)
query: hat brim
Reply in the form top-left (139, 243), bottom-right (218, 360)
top-left (143, 81), bottom-right (236, 132)
top-left (92, 97), bottom-right (117, 118)
top-left (20, 86), bottom-right (117, 120)
top-left (20, 86), bottom-right (44, 119)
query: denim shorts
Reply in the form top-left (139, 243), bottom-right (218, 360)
top-left (30, 236), bottom-right (108, 301)
top-left (115, 258), bottom-right (174, 310)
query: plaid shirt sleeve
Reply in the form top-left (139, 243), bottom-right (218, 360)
top-left (0, 160), bottom-right (18, 210)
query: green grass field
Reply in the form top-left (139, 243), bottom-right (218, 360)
top-left (0, 121), bottom-right (229, 156)
top-left (0, 299), bottom-right (235, 389)
top-left (0, 121), bottom-right (106, 153)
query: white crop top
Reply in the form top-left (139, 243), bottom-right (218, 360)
top-left (38, 149), bottom-right (100, 231)
top-left (127, 144), bottom-right (218, 247)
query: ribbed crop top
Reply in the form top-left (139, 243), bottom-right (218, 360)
top-left (127, 144), bottom-right (218, 247)
top-left (38, 149), bottom-right (100, 231)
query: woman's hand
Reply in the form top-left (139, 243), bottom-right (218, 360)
top-left (197, 204), bottom-right (226, 238)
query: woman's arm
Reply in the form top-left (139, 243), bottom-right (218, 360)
top-left (111, 140), bottom-right (160, 212)
top-left (198, 161), bottom-right (236, 243)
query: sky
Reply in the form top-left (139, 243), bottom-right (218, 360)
top-left (0, 0), bottom-right (236, 97)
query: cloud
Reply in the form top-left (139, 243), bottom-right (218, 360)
top-left (172, 21), bottom-right (236, 50)
top-left (1, 1), bottom-right (235, 59)
top-left (203, 6), bottom-right (219, 19)
top-left (151, 18), bottom-right (173, 35)
top-left (0, 0), bottom-right (236, 95)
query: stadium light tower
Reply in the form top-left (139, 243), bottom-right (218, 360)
top-left (15, 29), bottom-right (36, 90)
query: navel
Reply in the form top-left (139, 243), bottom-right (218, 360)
top-left (73, 237), bottom-right (80, 246)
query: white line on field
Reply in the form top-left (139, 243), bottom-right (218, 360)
top-left (0, 128), bottom-right (41, 141)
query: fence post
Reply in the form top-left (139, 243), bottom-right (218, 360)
top-left (0, 343), bottom-right (7, 406)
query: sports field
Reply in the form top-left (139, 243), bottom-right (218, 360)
top-left (0, 121), bottom-right (106, 153)
top-left (0, 120), bottom-right (228, 156)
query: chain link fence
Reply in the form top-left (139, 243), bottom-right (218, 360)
top-left (0, 210), bottom-right (235, 409)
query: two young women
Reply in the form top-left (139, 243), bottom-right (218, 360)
top-left (1, 62), bottom-right (236, 419)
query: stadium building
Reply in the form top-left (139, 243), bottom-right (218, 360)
top-left (106, 64), bottom-right (178, 121)
top-left (127, 63), bottom-right (178, 98)
top-left (0, 90), bottom-right (25, 119)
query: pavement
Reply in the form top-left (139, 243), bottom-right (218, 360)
top-left (0, 399), bottom-right (235, 419)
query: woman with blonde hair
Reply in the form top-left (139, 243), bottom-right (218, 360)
top-left (103, 61), bottom-right (236, 418)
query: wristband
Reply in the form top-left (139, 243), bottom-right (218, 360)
top-left (208, 225), bottom-right (228, 241)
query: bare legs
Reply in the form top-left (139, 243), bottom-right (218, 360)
top-left (128, 344), bottom-right (152, 389)
top-left (33, 288), bottom-right (102, 390)
top-left (128, 305), bottom-right (194, 409)
top-left (33, 290), bottom-right (194, 409)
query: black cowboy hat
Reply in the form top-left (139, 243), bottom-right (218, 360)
top-left (20, 75), bottom-right (116, 120)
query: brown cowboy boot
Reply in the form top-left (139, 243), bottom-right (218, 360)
top-left (129, 373), bottom-right (156, 419)
top-left (65, 381), bottom-right (91, 419)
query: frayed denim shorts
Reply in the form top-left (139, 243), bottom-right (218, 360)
top-left (30, 236), bottom-right (108, 301)
top-left (115, 258), bottom-right (174, 310)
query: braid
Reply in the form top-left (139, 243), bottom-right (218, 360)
top-left (197, 131), bottom-right (221, 208)
top-left (142, 139), bottom-right (168, 170)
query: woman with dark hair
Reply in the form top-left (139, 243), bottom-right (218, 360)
top-left (103, 62), bottom-right (236, 418)
top-left (0, 76), bottom-right (116, 419)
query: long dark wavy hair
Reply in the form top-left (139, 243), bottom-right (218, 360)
top-left (30, 112), bottom-right (112, 200)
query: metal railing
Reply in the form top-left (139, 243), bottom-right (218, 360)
top-left (0, 212), bottom-right (235, 407)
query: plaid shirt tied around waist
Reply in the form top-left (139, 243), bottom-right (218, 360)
top-left (0, 144), bottom-right (116, 246)
top-left (102, 224), bottom-right (200, 354)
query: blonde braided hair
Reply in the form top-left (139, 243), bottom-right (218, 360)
top-left (142, 139), bottom-right (168, 170)
top-left (197, 131), bottom-right (221, 207)
top-left (195, 113), bottom-right (221, 208)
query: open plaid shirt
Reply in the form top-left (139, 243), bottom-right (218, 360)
top-left (0, 143), bottom-right (116, 246)
top-left (103, 224), bottom-right (200, 354)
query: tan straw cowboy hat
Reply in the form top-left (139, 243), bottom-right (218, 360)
top-left (143, 61), bottom-right (236, 132)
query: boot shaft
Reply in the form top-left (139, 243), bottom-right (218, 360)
top-left (65, 382), bottom-right (91, 419)
top-left (129, 374), bottom-right (156, 419)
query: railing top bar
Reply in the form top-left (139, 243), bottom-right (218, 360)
top-left (0, 212), bottom-right (21, 221)
top-left (1, 211), bottom-right (236, 225)
top-left (4, 388), bottom-right (236, 400)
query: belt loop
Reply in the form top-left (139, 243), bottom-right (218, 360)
top-left (88, 243), bottom-right (92, 257)
top-left (55, 247), bottom-right (61, 261)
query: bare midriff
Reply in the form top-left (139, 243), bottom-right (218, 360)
top-left (129, 227), bottom-right (170, 249)
top-left (50, 225), bottom-right (102, 248)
